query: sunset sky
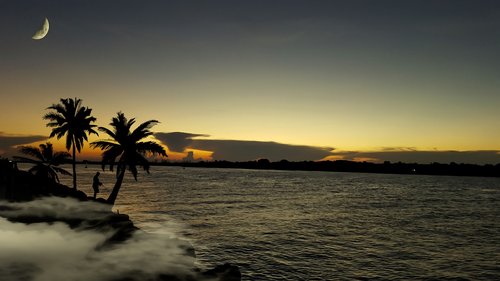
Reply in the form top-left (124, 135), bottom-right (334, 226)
top-left (1, 0), bottom-right (500, 163)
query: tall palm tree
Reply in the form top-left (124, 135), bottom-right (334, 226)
top-left (44, 98), bottom-right (98, 190)
top-left (90, 112), bottom-right (167, 205)
top-left (14, 142), bottom-right (71, 183)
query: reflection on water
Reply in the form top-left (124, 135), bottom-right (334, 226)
top-left (47, 165), bottom-right (500, 280)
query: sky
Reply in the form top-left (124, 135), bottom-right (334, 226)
top-left (1, 0), bottom-right (500, 163)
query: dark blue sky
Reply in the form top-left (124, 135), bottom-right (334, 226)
top-left (1, 0), bottom-right (500, 163)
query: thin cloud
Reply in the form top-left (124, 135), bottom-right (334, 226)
top-left (380, 147), bottom-right (417, 152)
top-left (0, 132), bottom-right (47, 157)
top-left (155, 132), bottom-right (209, 153)
top-left (154, 133), bottom-right (500, 164)
top-left (330, 150), bottom-right (500, 165)
top-left (155, 132), bottom-right (334, 161)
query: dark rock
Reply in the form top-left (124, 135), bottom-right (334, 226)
top-left (157, 263), bottom-right (242, 281)
top-left (97, 214), bottom-right (140, 247)
top-left (200, 263), bottom-right (241, 281)
top-left (94, 197), bottom-right (108, 204)
top-left (0, 164), bottom-right (91, 202)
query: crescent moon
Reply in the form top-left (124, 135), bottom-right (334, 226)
top-left (32, 17), bottom-right (49, 40)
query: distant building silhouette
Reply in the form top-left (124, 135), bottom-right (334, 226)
top-left (183, 151), bottom-right (195, 163)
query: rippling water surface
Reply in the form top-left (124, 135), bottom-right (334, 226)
top-left (61, 166), bottom-right (500, 280)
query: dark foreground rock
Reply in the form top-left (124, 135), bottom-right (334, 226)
top-left (157, 263), bottom-right (242, 281)
top-left (0, 163), bottom-right (88, 202)
top-left (200, 263), bottom-right (242, 281)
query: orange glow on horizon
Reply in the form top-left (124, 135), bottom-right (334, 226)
top-left (164, 148), bottom-right (213, 162)
top-left (351, 157), bottom-right (381, 163)
top-left (320, 155), bottom-right (344, 162)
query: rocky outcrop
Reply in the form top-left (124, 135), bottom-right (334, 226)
top-left (200, 263), bottom-right (242, 281)
top-left (0, 161), bottom-right (88, 202)
top-left (2, 199), bottom-right (241, 281)
top-left (0, 165), bottom-right (241, 281)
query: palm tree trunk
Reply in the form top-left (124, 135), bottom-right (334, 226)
top-left (107, 168), bottom-right (125, 205)
top-left (72, 140), bottom-right (77, 190)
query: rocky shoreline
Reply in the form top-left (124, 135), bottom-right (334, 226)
top-left (0, 162), bottom-right (241, 281)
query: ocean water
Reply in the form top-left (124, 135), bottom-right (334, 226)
top-left (56, 165), bottom-right (500, 280)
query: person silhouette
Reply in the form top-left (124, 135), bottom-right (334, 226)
top-left (92, 172), bottom-right (103, 199)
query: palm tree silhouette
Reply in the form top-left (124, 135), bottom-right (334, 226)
top-left (90, 112), bottom-right (167, 205)
top-left (44, 98), bottom-right (98, 190)
top-left (14, 142), bottom-right (71, 183)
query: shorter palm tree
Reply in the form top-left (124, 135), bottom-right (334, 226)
top-left (14, 142), bottom-right (71, 183)
top-left (90, 112), bottom-right (167, 205)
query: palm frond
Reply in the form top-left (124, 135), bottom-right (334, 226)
top-left (52, 166), bottom-right (72, 176)
top-left (52, 151), bottom-right (71, 164)
top-left (97, 127), bottom-right (117, 140)
top-left (65, 134), bottom-right (73, 151)
top-left (133, 152), bottom-right (151, 173)
top-left (90, 140), bottom-right (120, 150)
top-left (100, 145), bottom-right (124, 173)
top-left (53, 173), bottom-right (60, 183)
top-left (136, 141), bottom-right (168, 157)
top-left (128, 164), bottom-right (138, 181)
top-left (130, 120), bottom-right (159, 141)
top-left (137, 141), bottom-right (168, 157)
top-left (40, 143), bottom-right (53, 161)
top-left (43, 112), bottom-right (66, 126)
top-left (12, 156), bottom-right (38, 164)
top-left (45, 103), bottom-right (66, 114)
top-left (18, 146), bottom-right (45, 161)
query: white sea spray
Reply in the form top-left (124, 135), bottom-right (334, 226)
top-left (0, 197), bottom-right (195, 281)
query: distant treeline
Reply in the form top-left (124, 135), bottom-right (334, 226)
top-left (153, 159), bottom-right (498, 177)
top-left (31, 159), bottom-right (500, 177)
